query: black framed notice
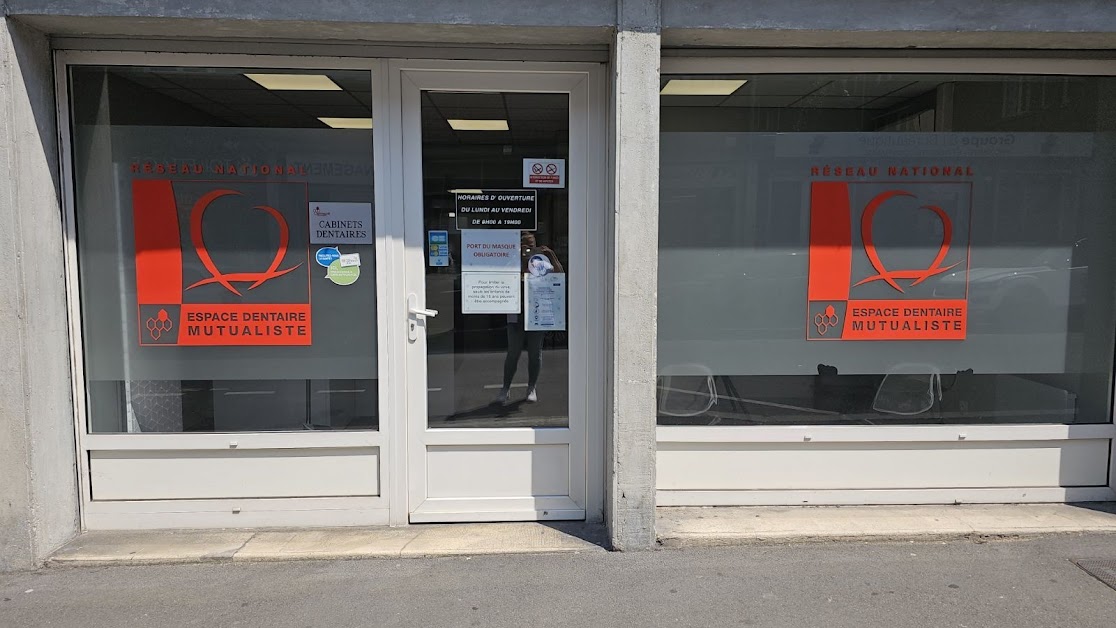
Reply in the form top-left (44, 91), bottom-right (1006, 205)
top-left (455, 190), bottom-right (538, 230)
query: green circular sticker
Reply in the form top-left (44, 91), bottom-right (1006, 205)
top-left (326, 259), bottom-right (360, 286)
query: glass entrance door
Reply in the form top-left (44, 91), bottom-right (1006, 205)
top-left (400, 67), bottom-right (592, 522)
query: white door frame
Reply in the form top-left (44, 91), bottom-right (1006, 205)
top-left (656, 55), bottom-right (1116, 507)
top-left (387, 60), bottom-right (607, 523)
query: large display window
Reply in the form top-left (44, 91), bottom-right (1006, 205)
top-left (69, 65), bottom-right (378, 432)
top-left (658, 72), bottom-right (1116, 426)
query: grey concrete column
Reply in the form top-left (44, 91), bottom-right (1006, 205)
top-left (607, 0), bottom-right (660, 551)
top-left (0, 17), bottom-right (79, 572)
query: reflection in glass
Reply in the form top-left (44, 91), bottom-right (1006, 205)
top-left (658, 74), bottom-right (1116, 425)
top-left (71, 66), bottom-right (378, 432)
top-left (421, 91), bottom-right (570, 428)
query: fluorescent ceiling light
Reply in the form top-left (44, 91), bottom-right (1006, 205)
top-left (448, 119), bottom-right (509, 131)
top-left (244, 73), bottom-right (342, 91)
top-left (318, 117), bottom-right (373, 129)
top-left (660, 79), bottom-right (748, 96)
top-left (448, 189), bottom-right (484, 194)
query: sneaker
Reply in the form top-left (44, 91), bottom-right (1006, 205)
top-left (495, 388), bottom-right (510, 405)
top-left (526, 387), bottom-right (538, 403)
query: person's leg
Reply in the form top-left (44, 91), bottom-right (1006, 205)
top-left (525, 331), bottom-right (545, 401)
top-left (499, 323), bottom-right (525, 402)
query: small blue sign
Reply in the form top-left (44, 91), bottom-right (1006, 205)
top-left (428, 230), bottom-right (450, 267)
top-left (315, 247), bottom-right (341, 267)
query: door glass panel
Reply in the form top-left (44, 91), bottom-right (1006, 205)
top-left (421, 91), bottom-right (570, 428)
top-left (70, 66), bottom-right (378, 432)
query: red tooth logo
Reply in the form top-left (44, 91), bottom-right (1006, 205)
top-left (184, 189), bottom-right (303, 296)
top-left (854, 189), bottom-right (961, 293)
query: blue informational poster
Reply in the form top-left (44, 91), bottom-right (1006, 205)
top-left (428, 230), bottom-right (450, 267)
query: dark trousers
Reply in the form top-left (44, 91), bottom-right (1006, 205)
top-left (503, 323), bottom-right (544, 389)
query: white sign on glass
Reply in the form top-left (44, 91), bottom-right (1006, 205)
top-left (525, 273), bottom-right (566, 331)
top-left (462, 272), bottom-right (521, 314)
top-left (309, 202), bottom-right (373, 244)
top-left (522, 158), bottom-right (566, 188)
top-left (461, 230), bottom-right (521, 272)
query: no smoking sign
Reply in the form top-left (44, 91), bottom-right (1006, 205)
top-left (523, 158), bottom-right (565, 188)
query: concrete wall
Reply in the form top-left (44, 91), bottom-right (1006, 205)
top-left (9, 1), bottom-right (1116, 47)
top-left (0, 16), bottom-right (79, 572)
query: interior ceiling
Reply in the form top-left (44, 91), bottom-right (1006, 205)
top-left (108, 68), bottom-right (571, 140)
top-left (111, 67), bottom-right (372, 128)
top-left (660, 76), bottom-right (944, 110)
top-left (421, 91), bottom-right (569, 145)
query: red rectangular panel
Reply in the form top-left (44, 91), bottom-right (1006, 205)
top-left (132, 180), bottom-right (183, 305)
top-left (841, 300), bottom-right (967, 340)
top-left (807, 181), bottom-right (852, 302)
top-left (176, 304), bottom-right (312, 346)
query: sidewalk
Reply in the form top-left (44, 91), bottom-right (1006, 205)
top-left (49, 522), bottom-right (606, 566)
top-left (658, 502), bottom-right (1116, 546)
top-left (46, 503), bottom-right (1116, 566)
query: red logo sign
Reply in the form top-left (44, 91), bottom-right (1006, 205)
top-left (807, 180), bottom-right (972, 341)
top-left (145, 308), bottom-right (173, 341)
top-left (132, 180), bottom-right (312, 347)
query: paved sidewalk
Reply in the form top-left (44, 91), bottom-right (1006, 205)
top-left (658, 503), bottom-right (1116, 546)
top-left (6, 533), bottom-right (1116, 628)
top-left (48, 504), bottom-right (1116, 567)
top-left (50, 522), bottom-right (606, 566)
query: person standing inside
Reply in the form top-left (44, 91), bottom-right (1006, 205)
top-left (496, 231), bottom-right (563, 404)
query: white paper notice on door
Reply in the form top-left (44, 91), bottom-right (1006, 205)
top-left (462, 272), bottom-right (521, 314)
top-left (461, 229), bottom-right (520, 272)
top-left (525, 273), bottom-right (566, 331)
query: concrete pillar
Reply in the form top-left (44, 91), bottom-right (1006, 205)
top-left (607, 0), bottom-right (660, 551)
top-left (0, 17), bottom-right (80, 572)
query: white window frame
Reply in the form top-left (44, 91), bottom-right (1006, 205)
top-left (55, 51), bottom-right (393, 529)
top-left (657, 56), bottom-right (1116, 506)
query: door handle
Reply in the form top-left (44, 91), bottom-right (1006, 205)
top-left (407, 293), bottom-right (438, 318)
top-left (407, 294), bottom-right (437, 341)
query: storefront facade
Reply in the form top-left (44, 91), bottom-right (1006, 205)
top-left (3, 0), bottom-right (1116, 570)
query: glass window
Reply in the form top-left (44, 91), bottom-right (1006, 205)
top-left (658, 73), bottom-right (1116, 426)
top-left (420, 91), bottom-right (571, 428)
top-left (70, 66), bottom-right (378, 432)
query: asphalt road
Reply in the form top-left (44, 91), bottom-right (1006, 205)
top-left (2, 533), bottom-right (1115, 628)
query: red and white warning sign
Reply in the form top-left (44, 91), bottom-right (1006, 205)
top-left (523, 158), bottom-right (565, 188)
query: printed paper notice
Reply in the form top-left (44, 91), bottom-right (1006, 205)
top-left (462, 230), bottom-right (520, 272)
top-left (525, 273), bottom-right (566, 331)
top-left (523, 158), bottom-right (565, 188)
top-left (428, 230), bottom-right (450, 267)
top-left (462, 272), bottom-right (520, 314)
top-left (309, 202), bottom-right (373, 244)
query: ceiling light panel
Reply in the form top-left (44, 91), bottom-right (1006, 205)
top-left (660, 79), bottom-right (748, 96)
top-left (318, 117), bottom-right (374, 129)
top-left (447, 119), bottom-right (510, 131)
top-left (245, 73), bottom-right (342, 91)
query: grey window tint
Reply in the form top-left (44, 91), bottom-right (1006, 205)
top-left (71, 66), bottom-right (378, 432)
top-left (658, 74), bottom-right (1116, 426)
